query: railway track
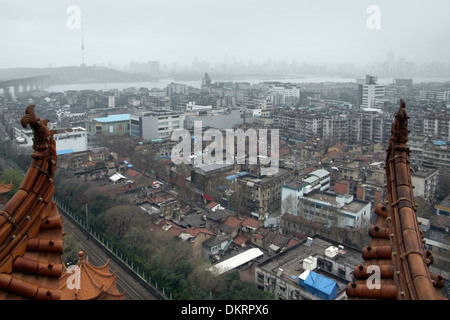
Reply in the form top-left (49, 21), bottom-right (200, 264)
top-left (60, 209), bottom-right (159, 300)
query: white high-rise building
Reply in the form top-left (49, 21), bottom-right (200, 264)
top-left (358, 75), bottom-right (385, 109)
top-left (108, 96), bottom-right (115, 108)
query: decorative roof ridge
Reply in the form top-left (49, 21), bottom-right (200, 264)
top-left (21, 104), bottom-right (57, 154)
top-left (80, 255), bottom-right (113, 276)
top-left (91, 289), bottom-right (126, 300)
top-left (79, 262), bottom-right (105, 292)
top-left (83, 262), bottom-right (119, 279)
top-left (346, 99), bottom-right (448, 300)
top-left (1, 105), bottom-right (63, 300)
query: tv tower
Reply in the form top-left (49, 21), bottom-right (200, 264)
top-left (81, 30), bottom-right (86, 67)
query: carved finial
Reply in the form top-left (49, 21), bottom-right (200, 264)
top-left (391, 99), bottom-right (409, 144)
top-left (20, 104), bottom-right (39, 128)
top-left (20, 104), bottom-right (55, 152)
top-left (20, 104), bottom-right (58, 176)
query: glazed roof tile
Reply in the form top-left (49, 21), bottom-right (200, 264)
top-left (59, 251), bottom-right (125, 300)
top-left (0, 105), bottom-right (63, 300)
top-left (346, 100), bottom-right (448, 300)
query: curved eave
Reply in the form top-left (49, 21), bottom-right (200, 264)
top-left (0, 105), bottom-right (63, 300)
top-left (347, 100), bottom-right (448, 300)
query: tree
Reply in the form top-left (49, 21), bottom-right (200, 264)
top-left (62, 233), bottom-right (83, 266)
top-left (216, 271), bottom-right (273, 300)
top-left (187, 260), bottom-right (221, 294)
top-left (281, 194), bottom-right (296, 215)
top-left (103, 205), bottom-right (149, 240)
top-left (98, 135), bottom-right (135, 159)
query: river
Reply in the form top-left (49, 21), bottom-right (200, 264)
top-left (45, 76), bottom-right (450, 93)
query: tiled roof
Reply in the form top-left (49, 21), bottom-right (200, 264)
top-left (253, 233), bottom-right (264, 240)
top-left (242, 217), bottom-right (260, 229)
top-left (285, 238), bottom-right (300, 248)
top-left (233, 235), bottom-right (249, 246)
top-left (156, 219), bottom-right (184, 236)
top-left (346, 100), bottom-right (448, 300)
top-left (223, 215), bottom-right (242, 229)
top-left (123, 168), bottom-right (142, 180)
top-left (206, 202), bottom-right (218, 209)
top-left (185, 227), bottom-right (215, 238)
top-left (59, 251), bottom-right (125, 300)
top-left (0, 105), bottom-right (64, 300)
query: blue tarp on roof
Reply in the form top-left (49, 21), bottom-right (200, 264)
top-left (302, 271), bottom-right (338, 300)
top-left (93, 114), bottom-right (131, 123)
top-left (57, 149), bottom-right (74, 155)
top-left (226, 174), bottom-right (239, 181)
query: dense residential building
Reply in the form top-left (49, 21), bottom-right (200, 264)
top-left (13, 125), bottom-right (88, 155)
top-left (282, 169), bottom-right (371, 229)
top-left (420, 89), bottom-right (450, 102)
top-left (130, 111), bottom-right (185, 141)
top-left (411, 166), bottom-right (439, 203)
top-left (184, 109), bottom-right (252, 131)
top-left (255, 235), bottom-right (363, 300)
top-left (423, 116), bottom-right (450, 141)
top-left (409, 139), bottom-right (450, 168)
top-left (237, 168), bottom-right (292, 216)
top-left (297, 191), bottom-right (371, 229)
top-left (53, 127), bottom-right (88, 155)
top-left (166, 82), bottom-right (187, 96)
top-left (435, 195), bottom-right (450, 216)
top-left (85, 114), bottom-right (131, 136)
top-left (274, 112), bottom-right (323, 141)
top-left (1, 74), bottom-right (449, 301)
top-left (268, 83), bottom-right (301, 106)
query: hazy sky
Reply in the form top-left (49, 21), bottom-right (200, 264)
top-left (1, 0), bottom-right (449, 69)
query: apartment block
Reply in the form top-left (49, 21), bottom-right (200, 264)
top-left (411, 166), bottom-right (439, 203)
top-left (237, 168), bottom-right (292, 216)
top-left (255, 236), bottom-right (363, 300)
top-left (297, 191), bottom-right (371, 229)
top-left (357, 75), bottom-right (386, 108)
top-left (130, 111), bottom-right (185, 141)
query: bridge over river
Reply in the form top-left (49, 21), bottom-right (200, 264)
top-left (0, 75), bottom-right (54, 100)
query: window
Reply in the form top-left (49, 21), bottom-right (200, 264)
top-left (257, 272), bottom-right (264, 282)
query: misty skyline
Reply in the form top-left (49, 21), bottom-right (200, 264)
top-left (1, 0), bottom-right (450, 71)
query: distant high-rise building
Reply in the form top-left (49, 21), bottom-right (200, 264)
top-left (166, 82), bottom-right (187, 96)
top-left (357, 75), bottom-right (385, 108)
top-left (108, 96), bottom-right (115, 108)
top-left (201, 73), bottom-right (212, 92)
